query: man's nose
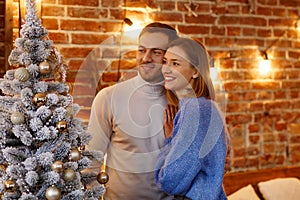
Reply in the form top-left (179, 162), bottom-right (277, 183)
top-left (142, 50), bottom-right (153, 62)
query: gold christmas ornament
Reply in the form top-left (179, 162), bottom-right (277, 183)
top-left (63, 168), bottom-right (76, 182)
top-left (4, 179), bottom-right (17, 192)
top-left (10, 112), bottom-right (25, 125)
top-left (32, 93), bottom-right (47, 107)
top-left (97, 171), bottom-right (109, 184)
top-left (69, 148), bottom-right (81, 161)
top-left (66, 106), bottom-right (74, 119)
top-left (14, 67), bottom-right (30, 82)
top-left (39, 61), bottom-right (51, 74)
top-left (0, 164), bottom-right (7, 172)
top-left (56, 120), bottom-right (67, 132)
top-left (51, 161), bottom-right (64, 173)
top-left (46, 186), bottom-right (61, 200)
top-left (78, 146), bottom-right (85, 152)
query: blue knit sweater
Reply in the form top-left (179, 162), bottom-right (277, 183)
top-left (155, 97), bottom-right (228, 200)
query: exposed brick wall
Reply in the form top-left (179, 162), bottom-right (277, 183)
top-left (5, 0), bottom-right (300, 173)
top-left (0, 0), bottom-right (5, 77)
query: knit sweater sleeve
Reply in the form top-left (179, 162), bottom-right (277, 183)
top-left (87, 87), bottom-right (114, 154)
top-left (155, 98), bottom-right (227, 199)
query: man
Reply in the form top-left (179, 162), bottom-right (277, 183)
top-left (87, 22), bottom-right (178, 199)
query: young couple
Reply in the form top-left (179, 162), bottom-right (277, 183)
top-left (87, 22), bottom-right (228, 200)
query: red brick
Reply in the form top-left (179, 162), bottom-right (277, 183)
top-left (48, 32), bottom-right (69, 44)
top-left (67, 7), bottom-right (108, 18)
top-left (60, 47), bottom-right (93, 59)
top-left (158, 1), bottom-right (176, 11)
top-left (252, 81), bottom-right (280, 90)
top-left (150, 12), bottom-right (183, 22)
top-left (185, 14), bottom-right (215, 24)
top-left (249, 135), bottom-right (260, 144)
top-left (58, 0), bottom-right (99, 6)
top-left (226, 114), bottom-right (252, 125)
top-left (42, 5), bottom-right (65, 17)
top-left (71, 33), bottom-right (109, 44)
top-left (42, 18), bottom-right (58, 30)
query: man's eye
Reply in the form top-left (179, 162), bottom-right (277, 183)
top-left (162, 59), bottom-right (167, 64)
top-left (138, 48), bottom-right (145, 53)
top-left (153, 50), bottom-right (164, 55)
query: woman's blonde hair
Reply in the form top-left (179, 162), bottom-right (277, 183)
top-left (166, 37), bottom-right (215, 106)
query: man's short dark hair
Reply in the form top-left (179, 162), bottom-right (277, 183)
top-left (139, 22), bottom-right (178, 42)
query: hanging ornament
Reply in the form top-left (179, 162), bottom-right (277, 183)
top-left (10, 112), bottom-right (25, 125)
top-left (69, 148), bottom-right (81, 161)
top-left (0, 164), bottom-right (7, 172)
top-left (51, 161), bottom-right (64, 173)
top-left (4, 179), bottom-right (17, 192)
top-left (46, 186), bottom-right (61, 200)
top-left (184, 0), bottom-right (199, 17)
top-left (63, 168), bottom-right (76, 182)
top-left (78, 146), bottom-right (85, 152)
top-left (97, 171), bottom-right (109, 184)
top-left (65, 106), bottom-right (74, 119)
top-left (56, 120), bottom-right (67, 132)
top-left (39, 61), bottom-right (51, 75)
top-left (14, 67), bottom-right (30, 82)
top-left (32, 93), bottom-right (47, 107)
top-left (81, 183), bottom-right (87, 190)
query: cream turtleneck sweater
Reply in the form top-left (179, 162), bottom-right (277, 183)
top-left (88, 74), bottom-right (171, 200)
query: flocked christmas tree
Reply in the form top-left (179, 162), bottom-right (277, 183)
top-left (0, 0), bottom-right (106, 199)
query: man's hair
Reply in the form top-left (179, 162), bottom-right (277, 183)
top-left (138, 22), bottom-right (178, 42)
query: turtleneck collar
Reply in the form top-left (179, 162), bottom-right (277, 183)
top-left (132, 73), bottom-right (166, 97)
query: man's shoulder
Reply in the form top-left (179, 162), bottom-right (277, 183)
top-left (96, 77), bottom-right (137, 97)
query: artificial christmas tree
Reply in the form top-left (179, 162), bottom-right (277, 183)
top-left (0, 0), bottom-right (105, 199)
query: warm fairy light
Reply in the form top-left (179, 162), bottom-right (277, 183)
top-left (123, 19), bottom-right (152, 42)
top-left (258, 59), bottom-right (271, 76)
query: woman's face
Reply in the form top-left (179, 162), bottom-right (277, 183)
top-left (162, 46), bottom-right (198, 92)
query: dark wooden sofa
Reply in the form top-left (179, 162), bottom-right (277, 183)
top-left (223, 165), bottom-right (300, 198)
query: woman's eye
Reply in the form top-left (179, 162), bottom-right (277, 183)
top-left (172, 62), bottom-right (180, 66)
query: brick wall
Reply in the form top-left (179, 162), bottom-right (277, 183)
top-left (6, 0), bottom-right (300, 172)
top-left (0, 0), bottom-right (5, 77)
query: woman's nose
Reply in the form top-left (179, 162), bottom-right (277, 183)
top-left (162, 63), bottom-right (171, 73)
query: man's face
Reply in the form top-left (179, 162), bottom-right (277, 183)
top-left (137, 32), bottom-right (169, 84)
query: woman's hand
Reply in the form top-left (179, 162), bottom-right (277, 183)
top-left (164, 104), bottom-right (178, 139)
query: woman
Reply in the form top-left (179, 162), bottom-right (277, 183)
top-left (155, 37), bottom-right (228, 200)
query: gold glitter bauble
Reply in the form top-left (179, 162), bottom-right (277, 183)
top-left (39, 61), bottom-right (51, 74)
top-left (14, 67), bottom-right (30, 82)
top-left (51, 161), bottom-right (64, 173)
top-left (56, 120), bottom-right (67, 132)
top-left (63, 168), bottom-right (76, 182)
top-left (69, 148), bottom-right (81, 161)
top-left (97, 171), bottom-right (109, 184)
top-left (32, 93), bottom-right (47, 107)
top-left (4, 179), bottom-right (17, 192)
top-left (78, 146), bottom-right (85, 152)
top-left (46, 186), bottom-right (61, 200)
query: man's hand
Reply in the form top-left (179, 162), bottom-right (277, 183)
top-left (164, 104), bottom-right (178, 139)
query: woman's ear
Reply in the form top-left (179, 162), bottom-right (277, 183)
top-left (192, 70), bottom-right (199, 79)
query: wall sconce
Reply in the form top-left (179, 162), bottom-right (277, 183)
top-left (124, 18), bottom-right (133, 26)
top-left (259, 51), bottom-right (271, 76)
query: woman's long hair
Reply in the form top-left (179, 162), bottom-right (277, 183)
top-left (165, 37), bottom-right (215, 106)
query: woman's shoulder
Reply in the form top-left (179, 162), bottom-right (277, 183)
top-left (180, 97), bottom-right (214, 108)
